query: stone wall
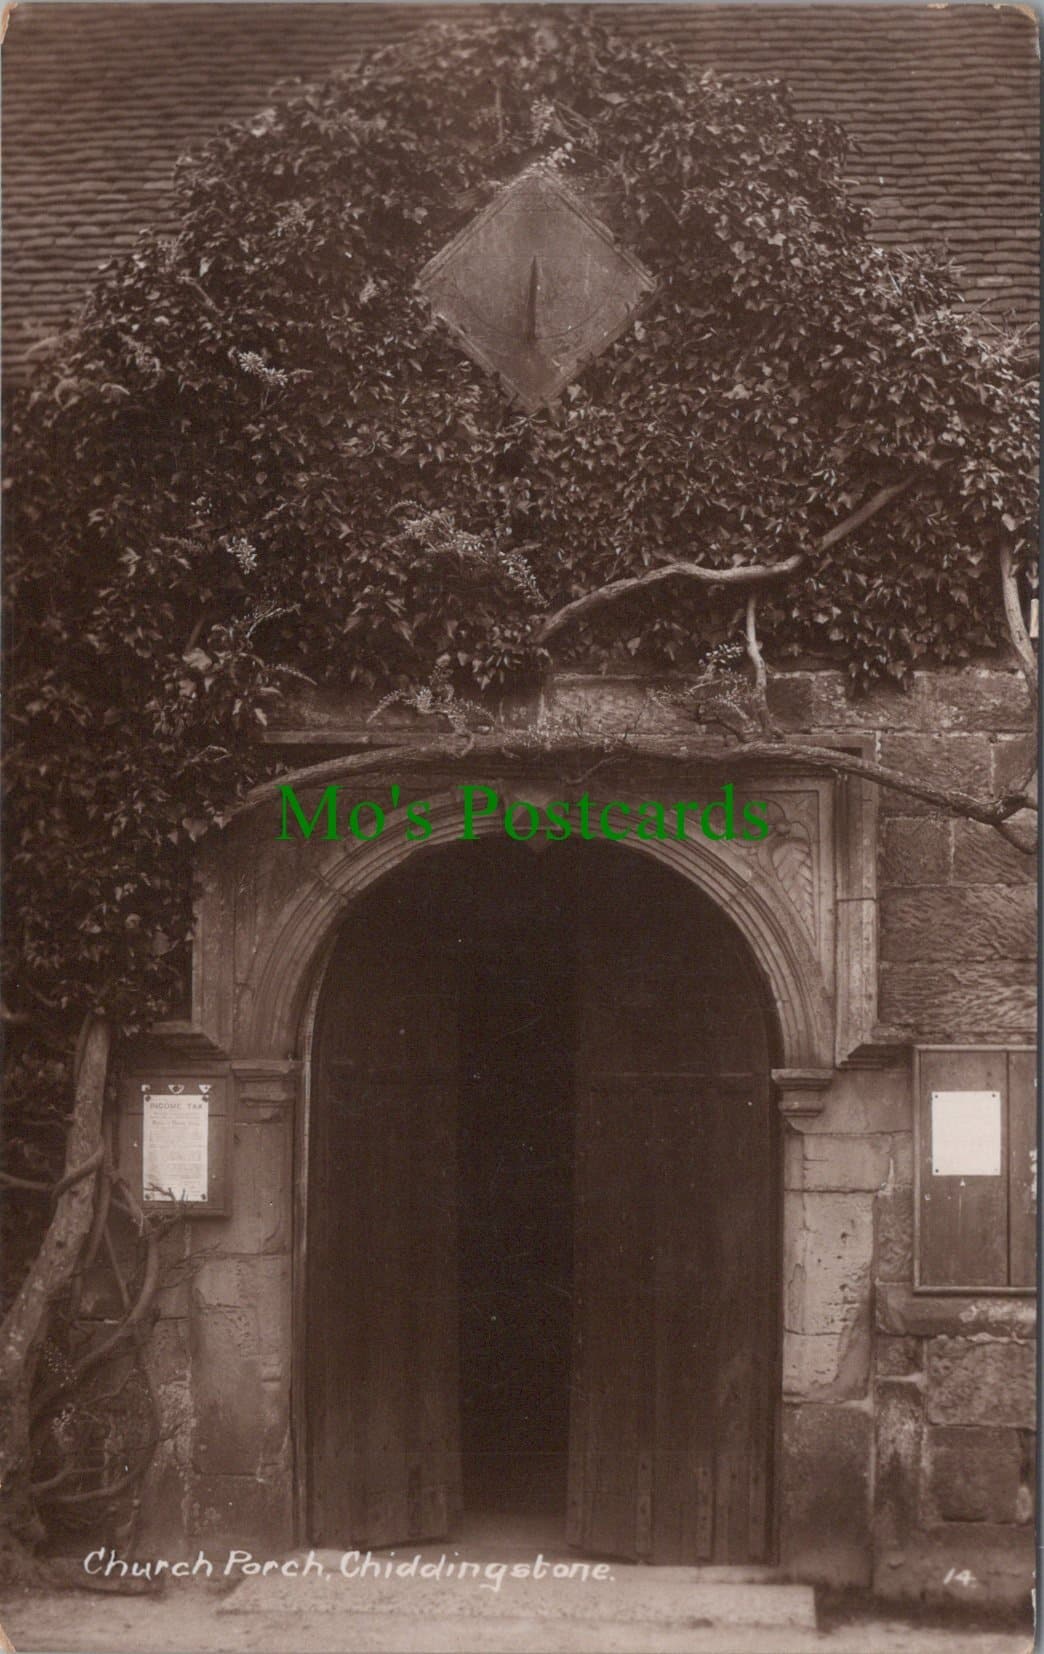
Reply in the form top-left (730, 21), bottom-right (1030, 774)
top-left (777, 1059), bottom-right (1035, 1603)
top-left (770, 662), bottom-right (1036, 1601)
top-left (540, 659), bottom-right (1035, 1040)
top-left (132, 1062), bottom-right (297, 1556)
top-left (872, 1285), bottom-right (1035, 1604)
top-left (124, 660), bottom-right (1035, 1599)
top-left (780, 1066), bottom-right (908, 1588)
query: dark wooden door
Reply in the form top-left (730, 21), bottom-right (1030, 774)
top-left (567, 854), bottom-right (779, 1563)
top-left (306, 901), bottom-right (462, 1547)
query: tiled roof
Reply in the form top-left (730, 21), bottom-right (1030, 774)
top-left (4, 2), bottom-right (1039, 380)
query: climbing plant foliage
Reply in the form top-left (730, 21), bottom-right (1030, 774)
top-left (4, 8), bottom-right (1037, 1096)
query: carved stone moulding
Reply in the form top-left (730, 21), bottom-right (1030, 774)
top-left (772, 1066), bottom-right (835, 1126)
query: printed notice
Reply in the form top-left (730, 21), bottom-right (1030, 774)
top-left (930, 1090), bottom-right (1002, 1177)
top-left (143, 1089), bottom-right (208, 1202)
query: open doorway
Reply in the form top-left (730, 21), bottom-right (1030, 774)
top-left (305, 836), bottom-right (780, 1563)
top-left (457, 846), bottom-right (577, 1527)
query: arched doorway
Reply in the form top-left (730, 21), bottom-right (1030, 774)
top-left (304, 837), bottom-right (781, 1564)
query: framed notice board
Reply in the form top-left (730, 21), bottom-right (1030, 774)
top-left (914, 1045), bottom-right (1035, 1294)
top-left (120, 1071), bottom-right (231, 1216)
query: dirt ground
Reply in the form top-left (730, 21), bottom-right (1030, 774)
top-left (0, 1579), bottom-right (1034, 1654)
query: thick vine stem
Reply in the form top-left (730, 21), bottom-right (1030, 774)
top-left (51, 1144), bottom-right (105, 1203)
top-left (744, 593), bottom-right (771, 730)
top-left (235, 731), bottom-right (1036, 850)
top-left (0, 1173), bottom-right (52, 1194)
top-left (534, 475), bottom-right (916, 645)
top-left (534, 552), bottom-right (805, 644)
top-left (0, 1019), bottom-right (110, 1391)
top-left (999, 543), bottom-right (1038, 711)
top-left (31, 1186), bottom-right (161, 1418)
top-left (0, 1015), bottom-right (110, 1543)
top-left (0, 1148), bottom-right (104, 1199)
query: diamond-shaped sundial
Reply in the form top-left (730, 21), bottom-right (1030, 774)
top-left (418, 168), bottom-right (656, 411)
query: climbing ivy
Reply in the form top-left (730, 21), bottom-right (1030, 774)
top-left (3, 6), bottom-right (1037, 1123)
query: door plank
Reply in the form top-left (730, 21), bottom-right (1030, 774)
top-left (568, 1080), bottom-right (649, 1559)
top-left (307, 905), bottom-right (461, 1550)
top-left (569, 853), bottom-right (778, 1565)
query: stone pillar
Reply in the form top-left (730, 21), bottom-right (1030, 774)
top-left (777, 1065), bottom-right (909, 1586)
top-left (185, 1059), bottom-right (298, 1549)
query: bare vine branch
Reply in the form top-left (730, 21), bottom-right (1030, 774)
top-left (744, 593), bottom-right (771, 729)
top-left (534, 552), bottom-right (805, 644)
top-left (235, 730), bottom-right (1036, 848)
top-left (31, 1185), bottom-right (161, 1419)
top-left (0, 1147), bottom-right (104, 1200)
top-left (534, 475), bottom-right (917, 645)
top-left (998, 543), bottom-right (1038, 712)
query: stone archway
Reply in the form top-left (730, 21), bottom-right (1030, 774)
top-left (173, 766), bottom-right (866, 1567)
top-left (234, 785), bottom-right (836, 1074)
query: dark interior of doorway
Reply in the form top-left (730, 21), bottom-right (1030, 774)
top-left (455, 843), bottom-right (578, 1523)
top-left (308, 835), bottom-right (780, 1559)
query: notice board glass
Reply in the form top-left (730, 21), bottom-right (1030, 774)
top-left (120, 1071), bottom-right (231, 1216)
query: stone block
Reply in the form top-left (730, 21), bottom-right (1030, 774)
top-left (780, 1403), bottom-right (872, 1586)
top-left (877, 734), bottom-right (991, 817)
top-left (145, 1316), bottom-right (192, 1409)
top-left (880, 885), bottom-right (1035, 963)
top-left (880, 818), bottom-right (951, 887)
top-left (915, 670), bottom-right (1032, 733)
top-left (1016, 1428), bottom-right (1036, 1522)
top-left (927, 1337), bottom-right (1035, 1427)
top-left (272, 683), bottom-right (381, 731)
top-left (784, 1193), bottom-right (872, 1399)
top-left (154, 1225), bottom-right (193, 1319)
top-left (877, 1285), bottom-right (1036, 1341)
top-left (879, 959), bottom-right (1035, 1040)
top-left (880, 734), bottom-right (992, 817)
top-left (137, 1320), bottom-right (193, 1552)
top-left (873, 1379), bottom-right (924, 1549)
top-left (808, 672), bottom-right (909, 732)
top-left (783, 1129), bottom-right (805, 1193)
top-left (991, 733), bottom-right (1037, 794)
top-left (874, 1523), bottom-right (1035, 1607)
top-left (797, 1067), bottom-right (911, 1137)
top-left (191, 1119), bottom-right (291, 1255)
top-left (927, 1426), bottom-right (1021, 1523)
top-left (800, 1134), bottom-right (901, 1192)
top-left (784, 1192), bottom-right (874, 1337)
top-left (809, 669), bottom-right (1032, 738)
top-left (190, 1307), bottom-right (265, 1477)
top-left (875, 1335), bottom-right (921, 1378)
top-left (953, 818), bottom-right (1036, 885)
top-left (189, 1469), bottom-right (294, 1550)
top-left (766, 673), bottom-right (815, 730)
top-left (784, 1326), bottom-right (869, 1400)
top-left (549, 675), bottom-right (691, 732)
top-left (190, 1256), bottom-right (292, 1476)
top-left (874, 1186), bottom-right (913, 1282)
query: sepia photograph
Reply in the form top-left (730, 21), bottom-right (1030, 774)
top-left (0, 4), bottom-right (1038, 1651)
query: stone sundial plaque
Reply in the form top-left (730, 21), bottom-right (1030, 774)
top-left (417, 168), bottom-right (656, 411)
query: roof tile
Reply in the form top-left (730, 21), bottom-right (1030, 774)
top-left (4, 2), bottom-right (1039, 378)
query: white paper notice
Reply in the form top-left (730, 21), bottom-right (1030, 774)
top-left (930, 1090), bottom-right (1002, 1177)
top-left (143, 1090), bottom-right (209, 1202)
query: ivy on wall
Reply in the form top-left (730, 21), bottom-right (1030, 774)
top-left (3, 6), bottom-right (1037, 1129)
top-left (0, 8), bottom-right (1038, 1557)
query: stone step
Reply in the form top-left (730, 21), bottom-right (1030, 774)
top-left (220, 1552), bottom-right (817, 1630)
